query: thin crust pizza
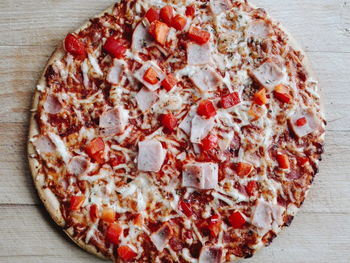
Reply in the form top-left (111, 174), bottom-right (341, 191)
top-left (28, 0), bottom-right (326, 262)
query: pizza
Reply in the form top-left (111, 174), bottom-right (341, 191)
top-left (27, 0), bottom-right (326, 262)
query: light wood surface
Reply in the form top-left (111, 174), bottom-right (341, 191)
top-left (0, 0), bottom-right (349, 262)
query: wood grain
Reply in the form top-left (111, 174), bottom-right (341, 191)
top-left (0, 0), bottom-right (349, 262)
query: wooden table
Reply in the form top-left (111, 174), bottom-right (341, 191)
top-left (0, 0), bottom-right (349, 262)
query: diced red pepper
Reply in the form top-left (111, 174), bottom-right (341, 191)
top-left (143, 67), bottom-right (159, 84)
top-left (276, 154), bottom-right (290, 169)
top-left (149, 20), bottom-right (170, 45)
top-left (161, 74), bottom-right (177, 91)
top-left (246, 181), bottom-right (257, 197)
top-left (228, 211), bottom-right (246, 229)
top-left (201, 134), bottom-right (218, 152)
top-left (118, 245), bottom-right (137, 261)
top-left (197, 99), bottom-right (217, 118)
top-left (188, 26), bottom-right (210, 45)
top-left (69, 196), bottom-right (85, 211)
top-left (145, 7), bottom-right (159, 23)
top-left (110, 155), bottom-right (125, 167)
top-left (86, 137), bottom-right (105, 164)
top-left (160, 113), bottom-right (177, 132)
top-left (179, 200), bottom-right (193, 217)
top-left (297, 156), bottom-right (309, 166)
top-left (185, 5), bottom-right (195, 17)
top-left (160, 5), bottom-right (173, 25)
top-left (172, 14), bottom-right (187, 31)
top-left (64, 33), bottom-right (86, 59)
top-left (106, 223), bottom-right (122, 245)
top-left (235, 162), bottom-right (253, 177)
top-left (295, 117), bottom-right (307, 127)
top-left (89, 204), bottom-right (99, 222)
top-left (254, 88), bottom-right (268, 106)
top-left (101, 208), bottom-right (116, 223)
top-left (208, 214), bottom-right (222, 238)
top-left (274, 84), bottom-right (292, 104)
top-left (103, 37), bottom-right (127, 59)
top-left (220, 92), bottom-right (240, 109)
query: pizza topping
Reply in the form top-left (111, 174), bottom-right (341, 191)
top-left (289, 109), bottom-right (320, 137)
top-left (106, 223), bottom-right (122, 245)
top-left (102, 208), bottom-right (116, 223)
top-left (67, 156), bottom-right (89, 176)
top-left (187, 43), bottom-right (211, 65)
top-left (134, 61), bottom-right (165, 91)
top-left (132, 21), bottom-right (153, 52)
top-left (188, 26), bottom-right (211, 45)
top-left (208, 214), bottom-right (222, 237)
top-left (150, 222), bottom-right (173, 251)
top-left (246, 20), bottom-right (270, 39)
top-left (179, 200), bottom-right (193, 217)
top-left (228, 211), bottom-right (246, 228)
top-left (64, 33), bottom-right (86, 59)
top-left (199, 246), bottom-right (223, 263)
top-left (250, 61), bottom-right (283, 90)
top-left (251, 199), bottom-right (272, 229)
top-left (246, 181), bottom-right (257, 197)
top-left (69, 196), bottom-right (85, 211)
top-left (149, 20), bottom-right (170, 46)
top-left (197, 100), bottom-right (217, 118)
top-left (185, 5), bottom-right (195, 17)
top-left (201, 134), bottom-right (218, 152)
top-left (160, 113), bottom-right (177, 132)
top-left (209, 0), bottom-right (231, 15)
top-left (220, 92), bottom-right (240, 109)
top-left (89, 204), bottom-right (99, 222)
top-left (107, 59), bottom-right (124, 84)
top-left (253, 88), bottom-right (268, 106)
top-left (160, 5), bottom-right (173, 26)
top-left (297, 156), bottom-right (309, 166)
top-left (137, 139), bottom-right (166, 172)
top-left (235, 162), bottom-right (254, 177)
top-left (43, 94), bottom-right (62, 114)
top-left (161, 74), bottom-right (177, 91)
top-left (103, 37), bottom-right (127, 59)
top-left (172, 14), bottom-right (187, 31)
top-left (276, 154), bottom-right (290, 169)
top-left (295, 117), bottom-right (307, 127)
top-left (182, 162), bottom-right (218, 189)
top-left (145, 7), bottom-right (159, 23)
top-left (179, 108), bottom-right (196, 135)
top-left (135, 87), bottom-right (159, 112)
top-left (85, 137), bottom-right (105, 164)
top-left (33, 135), bottom-right (56, 154)
top-left (274, 84), bottom-right (292, 103)
top-left (99, 107), bottom-right (129, 137)
top-left (190, 115), bottom-right (215, 143)
top-left (117, 245), bottom-right (137, 261)
top-left (190, 67), bottom-right (222, 93)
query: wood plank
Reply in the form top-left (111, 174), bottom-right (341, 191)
top-left (0, 205), bottom-right (349, 263)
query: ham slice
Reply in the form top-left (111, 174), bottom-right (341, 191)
top-left (289, 109), bottom-right (320, 138)
top-left (209, 0), bottom-right (231, 15)
top-left (252, 199), bottom-right (285, 229)
top-left (182, 162), bottom-right (218, 190)
top-left (190, 115), bottom-right (215, 143)
top-left (138, 139), bottom-right (166, 172)
top-left (150, 222), bottom-right (173, 251)
top-left (250, 61), bottom-right (283, 90)
top-left (271, 204), bottom-right (285, 226)
top-left (132, 20), bottom-right (153, 52)
top-left (134, 61), bottom-right (166, 91)
top-left (99, 107), bottom-right (129, 137)
top-left (246, 20), bottom-right (270, 39)
top-left (199, 246), bottom-right (223, 263)
top-left (187, 43), bottom-right (211, 65)
top-left (67, 156), bottom-right (89, 176)
top-left (135, 87), bottom-right (159, 112)
top-left (33, 135), bottom-right (56, 154)
top-left (107, 59), bottom-right (124, 84)
top-left (190, 67), bottom-right (222, 93)
top-left (43, 94), bottom-right (62, 114)
top-left (179, 108), bottom-right (196, 135)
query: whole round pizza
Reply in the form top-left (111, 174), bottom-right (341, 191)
top-left (28, 0), bottom-right (326, 262)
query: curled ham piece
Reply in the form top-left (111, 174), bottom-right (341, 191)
top-left (250, 61), bottom-right (283, 91)
top-left (246, 20), bottom-right (271, 39)
top-left (132, 20), bottom-right (153, 52)
top-left (67, 156), bottom-right (89, 176)
top-left (182, 162), bottom-right (218, 190)
top-left (43, 94), bottom-right (62, 114)
top-left (107, 59), bottom-right (124, 84)
top-left (135, 87), bottom-right (159, 112)
top-left (190, 67), bottom-right (222, 93)
top-left (252, 199), bottom-right (285, 229)
top-left (137, 139), bottom-right (166, 172)
top-left (179, 108), bottom-right (196, 135)
top-left (99, 107), bottom-right (129, 137)
top-left (33, 135), bottom-right (56, 154)
top-left (190, 115), bottom-right (215, 143)
top-left (150, 222), bottom-right (173, 251)
top-left (134, 61), bottom-right (166, 91)
top-left (187, 43), bottom-right (211, 65)
top-left (199, 246), bottom-right (223, 263)
top-left (209, 0), bottom-right (231, 15)
top-left (289, 109), bottom-right (320, 137)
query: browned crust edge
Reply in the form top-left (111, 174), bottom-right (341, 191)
top-left (26, 1), bottom-right (325, 262)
